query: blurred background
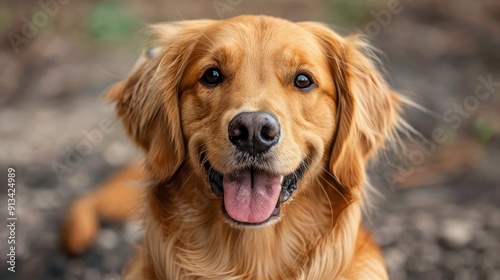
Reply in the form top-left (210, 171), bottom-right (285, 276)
top-left (0, 0), bottom-right (499, 279)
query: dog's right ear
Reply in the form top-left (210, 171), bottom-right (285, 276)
top-left (107, 21), bottom-right (213, 181)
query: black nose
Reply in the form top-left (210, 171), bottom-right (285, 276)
top-left (228, 111), bottom-right (280, 155)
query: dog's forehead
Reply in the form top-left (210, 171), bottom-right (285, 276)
top-left (204, 18), bottom-right (324, 62)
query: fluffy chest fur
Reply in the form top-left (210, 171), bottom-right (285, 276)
top-left (132, 171), bottom-right (366, 280)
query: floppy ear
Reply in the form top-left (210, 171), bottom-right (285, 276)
top-left (108, 20), bottom-right (213, 180)
top-left (301, 23), bottom-right (403, 192)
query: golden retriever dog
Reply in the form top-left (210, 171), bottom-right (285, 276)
top-left (61, 15), bottom-right (406, 279)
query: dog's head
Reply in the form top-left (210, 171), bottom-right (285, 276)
top-left (109, 15), bottom-right (402, 227)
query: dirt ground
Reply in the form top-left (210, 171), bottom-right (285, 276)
top-left (1, 0), bottom-right (499, 279)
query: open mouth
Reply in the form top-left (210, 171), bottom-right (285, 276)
top-left (203, 156), bottom-right (307, 226)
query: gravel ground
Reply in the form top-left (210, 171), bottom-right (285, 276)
top-left (1, 0), bottom-right (499, 279)
top-left (371, 174), bottom-right (500, 280)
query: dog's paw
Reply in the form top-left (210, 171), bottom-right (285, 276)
top-left (60, 195), bottom-right (99, 256)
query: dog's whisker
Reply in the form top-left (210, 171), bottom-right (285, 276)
top-left (309, 157), bottom-right (348, 193)
top-left (306, 157), bottom-right (350, 214)
top-left (315, 177), bottom-right (336, 234)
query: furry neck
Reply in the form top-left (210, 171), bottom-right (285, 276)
top-left (142, 169), bottom-right (362, 279)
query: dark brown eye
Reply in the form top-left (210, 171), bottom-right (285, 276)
top-left (294, 74), bottom-right (313, 89)
top-left (201, 68), bottom-right (223, 86)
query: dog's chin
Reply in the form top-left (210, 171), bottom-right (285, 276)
top-left (203, 156), bottom-right (307, 227)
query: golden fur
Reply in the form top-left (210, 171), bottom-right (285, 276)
top-left (61, 15), bottom-right (406, 279)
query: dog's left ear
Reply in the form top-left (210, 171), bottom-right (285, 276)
top-left (107, 21), bottom-right (214, 180)
top-left (301, 22), bottom-right (403, 192)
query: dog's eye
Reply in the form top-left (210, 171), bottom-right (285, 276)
top-left (201, 68), bottom-right (223, 86)
top-left (294, 74), bottom-right (313, 89)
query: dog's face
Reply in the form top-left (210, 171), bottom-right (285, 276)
top-left (109, 16), bottom-right (401, 227)
top-left (180, 17), bottom-right (338, 226)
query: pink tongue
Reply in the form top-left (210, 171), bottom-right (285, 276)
top-left (223, 170), bottom-right (282, 224)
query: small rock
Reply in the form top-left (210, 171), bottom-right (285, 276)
top-left (97, 229), bottom-right (119, 250)
top-left (32, 190), bottom-right (59, 210)
top-left (124, 220), bottom-right (144, 243)
top-left (103, 141), bottom-right (134, 166)
top-left (384, 248), bottom-right (408, 273)
top-left (440, 219), bottom-right (475, 248)
top-left (414, 211), bottom-right (438, 237)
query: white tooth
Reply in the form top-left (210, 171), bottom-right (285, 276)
top-left (280, 176), bottom-right (284, 184)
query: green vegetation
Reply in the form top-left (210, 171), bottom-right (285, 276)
top-left (326, 0), bottom-right (375, 28)
top-left (84, 1), bottom-right (142, 44)
top-left (474, 116), bottom-right (494, 143)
